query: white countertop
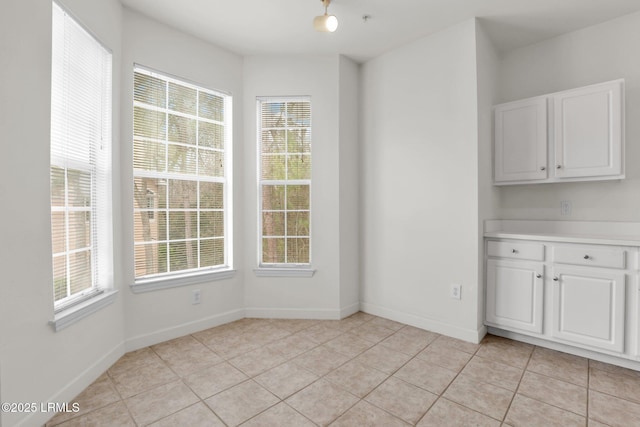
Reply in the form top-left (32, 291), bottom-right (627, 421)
top-left (484, 220), bottom-right (640, 247)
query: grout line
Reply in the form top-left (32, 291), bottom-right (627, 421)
top-left (500, 342), bottom-right (535, 424)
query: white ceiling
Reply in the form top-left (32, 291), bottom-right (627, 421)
top-left (120, 0), bottom-right (640, 63)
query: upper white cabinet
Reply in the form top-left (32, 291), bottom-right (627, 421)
top-left (554, 81), bottom-right (623, 179)
top-left (494, 98), bottom-right (548, 183)
top-left (494, 79), bottom-right (624, 185)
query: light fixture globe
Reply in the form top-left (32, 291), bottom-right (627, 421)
top-left (314, 0), bottom-right (338, 32)
top-left (313, 14), bottom-right (339, 32)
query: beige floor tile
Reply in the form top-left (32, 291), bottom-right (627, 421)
top-left (295, 323), bottom-right (344, 344)
top-left (183, 361), bottom-right (248, 399)
top-left (331, 400), bottom-right (410, 426)
top-left (125, 380), bottom-right (199, 426)
top-left (505, 394), bottom-right (586, 427)
top-left (518, 371), bottom-right (587, 416)
top-left (324, 360), bottom-right (389, 397)
top-left (461, 356), bottom-right (523, 391)
top-left (286, 379), bottom-right (359, 426)
top-left (241, 402), bottom-right (316, 427)
top-left (587, 419), bottom-right (610, 427)
top-left (268, 318), bottom-right (319, 333)
top-left (354, 344), bottom-right (412, 374)
top-left (323, 316), bottom-right (368, 332)
top-left (254, 362), bottom-right (319, 399)
top-left (475, 338), bottom-right (533, 369)
top-left (228, 346), bottom-right (286, 377)
top-left (365, 376), bottom-right (437, 424)
top-left (417, 398), bottom-right (500, 427)
top-left (416, 343), bottom-right (472, 372)
top-left (52, 401), bottom-right (135, 427)
top-left (380, 331), bottom-right (431, 356)
top-left (443, 374), bottom-right (514, 420)
top-left (323, 332), bottom-right (374, 358)
top-left (590, 365), bottom-right (640, 404)
top-left (192, 323), bottom-right (242, 347)
top-left (149, 402), bottom-right (225, 427)
top-left (46, 373), bottom-right (121, 425)
top-left (527, 347), bottom-right (588, 387)
top-left (589, 360), bottom-right (640, 380)
top-left (589, 390), bottom-right (640, 427)
top-left (293, 345), bottom-right (350, 375)
top-left (396, 325), bottom-right (440, 344)
top-left (209, 333), bottom-right (261, 359)
top-left (430, 335), bottom-right (480, 354)
top-left (393, 358), bottom-right (457, 395)
top-left (369, 316), bottom-right (405, 331)
top-left (107, 347), bottom-right (164, 377)
top-left (152, 335), bottom-right (223, 377)
top-left (266, 333), bottom-right (318, 359)
top-left (241, 325), bottom-right (291, 347)
top-left (110, 359), bottom-right (178, 398)
top-left (350, 323), bottom-right (396, 343)
top-left (204, 380), bottom-right (279, 427)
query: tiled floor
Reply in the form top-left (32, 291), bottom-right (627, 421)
top-left (46, 312), bottom-right (640, 426)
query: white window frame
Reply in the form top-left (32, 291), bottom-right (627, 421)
top-left (49, 1), bottom-right (116, 331)
top-left (131, 66), bottom-right (235, 292)
top-left (255, 97), bottom-right (314, 277)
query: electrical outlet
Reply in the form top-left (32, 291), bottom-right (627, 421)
top-left (192, 289), bottom-right (201, 305)
top-left (450, 284), bottom-right (461, 300)
top-left (561, 200), bottom-right (572, 216)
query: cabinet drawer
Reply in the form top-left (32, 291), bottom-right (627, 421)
top-left (554, 245), bottom-right (625, 269)
top-left (487, 241), bottom-right (545, 261)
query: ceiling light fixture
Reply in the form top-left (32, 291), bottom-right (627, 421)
top-left (313, 0), bottom-right (338, 33)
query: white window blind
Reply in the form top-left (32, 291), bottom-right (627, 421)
top-left (133, 67), bottom-right (232, 280)
top-left (50, 2), bottom-right (112, 310)
top-left (257, 98), bottom-right (311, 265)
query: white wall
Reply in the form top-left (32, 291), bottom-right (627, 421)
top-left (338, 56), bottom-right (361, 316)
top-left (475, 21), bottom-right (501, 329)
top-left (0, 1), bottom-right (125, 426)
top-left (120, 9), bottom-right (245, 350)
top-left (496, 11), bottom-right (640, 221)
top-left (359, 19), bottom-right (483, 342)
top-left (243, 55), bottom-right (360, 319)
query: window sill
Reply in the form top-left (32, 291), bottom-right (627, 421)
top-left (131, 269), bottom-right (236, 293)
top-left (49, 290), bottom-right (118, 332)
top-left (253, 268), bottom-right (316, 278)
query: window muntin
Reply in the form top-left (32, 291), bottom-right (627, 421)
top-left (258, 98), bottom-right (311, 266)
top-left (50, 2), bottom-right (112, 309)
top-left (133, 67), bottom-right (232, 280)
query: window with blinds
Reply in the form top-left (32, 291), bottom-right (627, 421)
top-left (50, 2), bottom-right (112, 309)
top-left (258, 98), bottom-right (311, 265)
top-left (133, 67), bottom-right (231, 280)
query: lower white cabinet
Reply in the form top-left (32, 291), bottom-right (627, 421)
top-left (486, 237), bottom-right (636, 361)
top-left (486, 259), bottom-right (544, 333)
top-left (551, 266), bottom-right (625, 353)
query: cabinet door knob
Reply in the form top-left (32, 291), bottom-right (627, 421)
top-left (512, 249), bottom-right (518, 254)
top-left (536, 273), bottom-right (542, 279)
top-left (557, 165), bottom-right (562, 169)
top-left (540, 166), bottom-right (546, 171)
top-left (584, 255), bottom-right (590, 259)
top-left (553, 276), bottom-right (559, 281)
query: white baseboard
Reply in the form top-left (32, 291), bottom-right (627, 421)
top-left (125, 308), bottom-right (245, 352)
top-left (24, 342), bottom-right (124, 427)
top-left (244, 307), bottom-right (342, 320)
top-left (340, 302), bottom-right (360, 319)
top-left (360, 302), bottom-right (486, 344)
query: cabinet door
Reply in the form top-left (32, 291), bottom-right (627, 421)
top-left (486, 259), bottom-right (544, 333)
top-left (494, 97), bottom-right (548, 183)
top-left (554, 80), bottom-right (623, 178)
top-left (551, 266), bottom-right (625, 352)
